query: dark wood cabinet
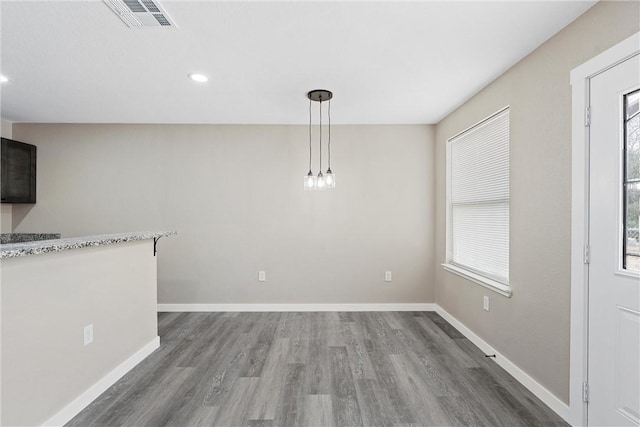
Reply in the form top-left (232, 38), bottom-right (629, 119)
top-left (1, 138), bottom-right (36, 204)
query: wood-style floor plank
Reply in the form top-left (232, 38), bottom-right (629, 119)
top-left (303, 394), bottom-right (335, 427)
top-left (201, 331), bottom-right (255, 407)
top-left (354, 378), bottom-right (398, 427)
top-left (328, 346), bottom-right (363, 427)
top-left (66, 311), bottom-right (568, 427)
top-left (304, 313), bottom-right (332, 395)
top-left (212, 376), bottom-right (259, 426)
top-left (246, 337), bottom-right (291, 420)
top-left (272, 362), bottom-right (306, 427)
top-left (389, 353), bottom-right (451, 426)
top-left (342, 320), bottom-right (378, 381)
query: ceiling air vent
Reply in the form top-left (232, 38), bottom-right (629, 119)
top-left (103, 0), bottom-right (177, 28)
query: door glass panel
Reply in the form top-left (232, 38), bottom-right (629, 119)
top-left (624, 89), bottom-right (640, 271)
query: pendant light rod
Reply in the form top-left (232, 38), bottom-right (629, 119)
top-left (328, 99), bottom-right (331, 171)
top-left (308, 97), bottom-right (312, 173)
top-left (319, 99), bottom-right (322, 172)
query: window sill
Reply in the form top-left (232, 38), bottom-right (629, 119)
top-left (441, 263), bottom-right (512, 298)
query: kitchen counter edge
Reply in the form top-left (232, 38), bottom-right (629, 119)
top-left (0, 231), bottom-right (177, 259)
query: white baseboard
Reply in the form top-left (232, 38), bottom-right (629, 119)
top-left (158, 303), bottom-right (436, 312)
top-left (434, 306), bottom-right (571, 424)
top-left (42, 336), bottom-right (160, 427)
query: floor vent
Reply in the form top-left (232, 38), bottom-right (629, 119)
top-left (104, 0), bottom-right (177, 28)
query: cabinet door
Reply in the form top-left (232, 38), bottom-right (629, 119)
top-left (1, 138), bottom-right (36, 203)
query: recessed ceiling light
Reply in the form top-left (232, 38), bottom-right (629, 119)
top-left (0, 75), bottom-right (8, 83)
top-left (188, 73), bottom-right (208, 83)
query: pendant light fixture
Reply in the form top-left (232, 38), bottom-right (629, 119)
top-left (303, 89), bottom-right (335, 190)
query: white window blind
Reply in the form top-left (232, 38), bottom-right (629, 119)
top-left (449, 108), bottom-right (509, 285)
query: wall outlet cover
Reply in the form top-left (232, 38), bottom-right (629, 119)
top-left (385, 271), bottom-right (392, 282)
top-left (483, 296), bottom-right (490, 311)
top-left (84, 324), bottom-right (94, 346)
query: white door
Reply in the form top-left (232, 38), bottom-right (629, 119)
top-left (588, 54), bottom-right (640, 427)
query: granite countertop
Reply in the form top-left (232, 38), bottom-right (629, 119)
top-left (0, 231), bottom-right (177, 259)
top-left (0, 233), bottom-right (62, 244)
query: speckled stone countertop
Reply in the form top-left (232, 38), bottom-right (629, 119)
top-left (0, 233), bottom-right (62, 244)
top-left (0, 231), bottom-right (177, 259)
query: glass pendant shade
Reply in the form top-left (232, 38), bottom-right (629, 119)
top-left (304, 171), bottom-right (316, 190)
top-left (316, 172), bottom-right (326, 190)
top-left (325, 169), bottom-right (335, 189)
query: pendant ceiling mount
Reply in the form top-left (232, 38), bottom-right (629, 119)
top-left (307, 90), bottom-right (333, 103)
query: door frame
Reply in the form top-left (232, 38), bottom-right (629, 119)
top-left (570, 32), bottom-right (640, 427)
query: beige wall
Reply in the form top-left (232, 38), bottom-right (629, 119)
top-left (434, 1), bottom-right (639, 404)
top-left (0, 207), bottom-right (10, 233)
top-left (1, 119), bottom-right (11, 138)
top-left (1, 118), bottom-right (13, 233)
top-left (12, 124), bottom-right (436, 304)
top-left (1, 240), bottom-right (158, 426)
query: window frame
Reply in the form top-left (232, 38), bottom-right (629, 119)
top-left (443, 106), bottom-right (513, 298)
top-left (620, 87), bottom-right (640, 276)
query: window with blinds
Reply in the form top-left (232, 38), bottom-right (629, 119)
top-left (446, 107), bottom-right (510, 292)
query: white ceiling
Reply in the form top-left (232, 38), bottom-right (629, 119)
top-left (1, 1), bottom-right (595, 125)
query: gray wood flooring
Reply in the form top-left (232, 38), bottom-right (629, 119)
top-left (67, 312), bottom-right (567, 426)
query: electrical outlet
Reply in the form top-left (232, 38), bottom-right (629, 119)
top-left (483, 296), bottom-right (490, 312)
top-left (385, 271), bottom-right (392, 282)
top-left (258, 271), bottom-right (266, 282)
top-left (84, 324), bottom-right (94, 346)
